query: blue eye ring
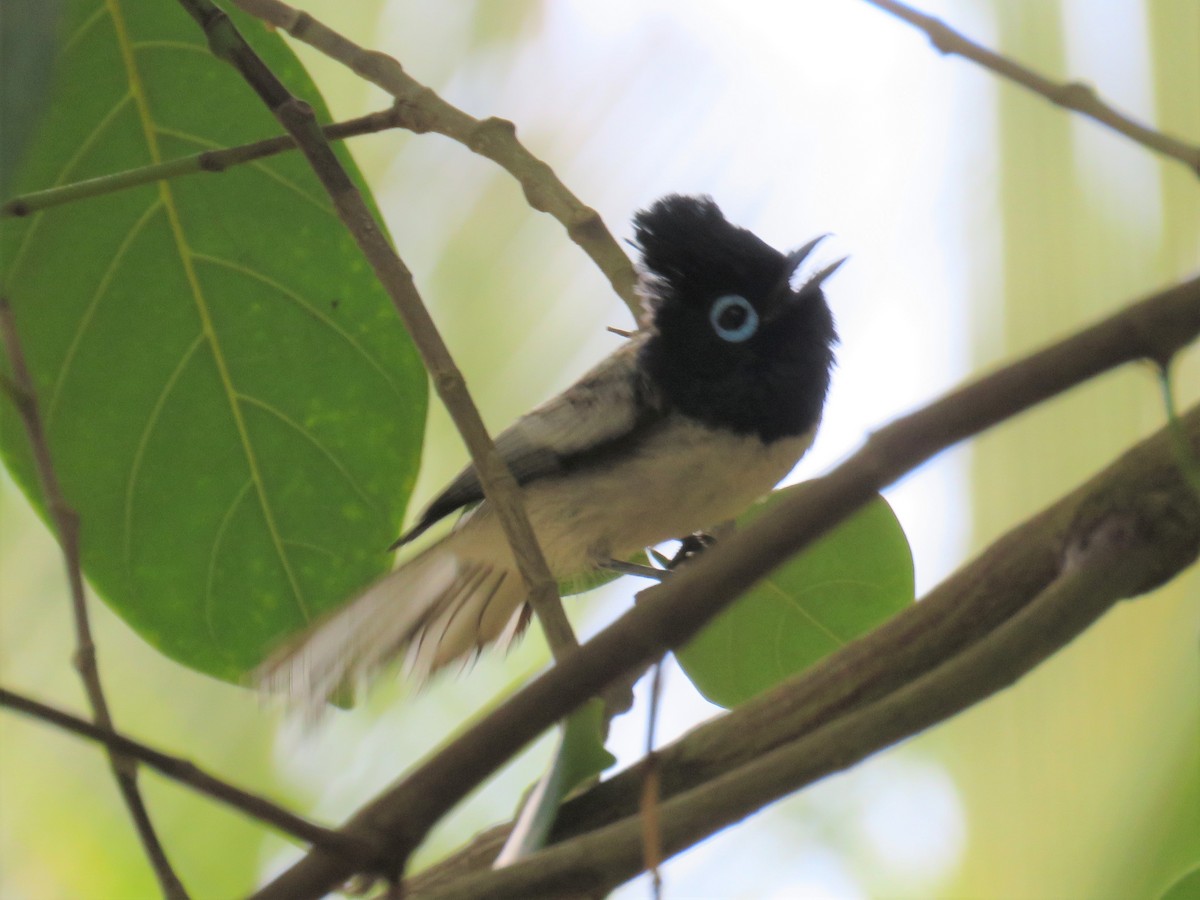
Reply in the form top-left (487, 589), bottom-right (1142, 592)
top-left (709, 294), bottom-right (759, 343)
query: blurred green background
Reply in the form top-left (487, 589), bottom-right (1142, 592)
top-left (1, 1), bottom-right (1197, 897)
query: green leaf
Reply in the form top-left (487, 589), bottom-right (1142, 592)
top-left (0, 0), bottom-right (64, 201)
top-left (0, 0), bottom-right (426, 681)
top-left (1161, 866), bottom-right (1200, 900)
top-left (676, 486), bottom-right (914, 708)
top-left (495, 699), bottom-right (616, 865)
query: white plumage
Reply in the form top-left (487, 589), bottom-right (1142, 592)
top-left (258, 336), bottom-right (814, 712)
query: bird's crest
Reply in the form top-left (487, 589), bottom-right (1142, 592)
top-left (632, 194), bottom-right (786, 315)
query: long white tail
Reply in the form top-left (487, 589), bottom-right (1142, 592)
top-left (255, 536), bottom-right (528, 716)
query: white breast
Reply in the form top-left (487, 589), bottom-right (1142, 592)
top-left (452, 416), bottom-right (815, 578)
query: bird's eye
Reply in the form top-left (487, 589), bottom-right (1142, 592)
top-left (709, 294), bottom-right (759, 343)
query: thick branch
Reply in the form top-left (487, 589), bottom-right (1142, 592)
top-left (861, 0), bottom-right (1200, 177)
top-left (229, 0), bottom-right (641, 316)
top-left (0, 687), bottom-right (376, 862)
top-left (1, 107), bottom-right (404, 217)
top-left (0, 300), bottom-right (187, 897)
top-left (410, 401), bottom-right (1200, 894)
top-left (425, 476), bottom-right (1197, 898)
top-left (177, 0), bottom-right (577, 661)
top-left (255, 275), bottom-right (1200, 898)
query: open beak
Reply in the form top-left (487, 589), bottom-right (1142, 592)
top-left (804, 255), bottom-right (848, 290)
top-left (767, 235), bottom-right (846, 316)
top-left (783, 234), bottom-right (830, 281)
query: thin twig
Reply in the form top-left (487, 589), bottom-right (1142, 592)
top-left (0, 686), bottom-right (379, 862)
top-left (177, 0), bottom-right (578, 661)
top-left (229, 0), bottom-right (642, 316)
top-left (255, 275), bottom-right (1200, 899)
top-left (0, 299), bottom-right (188, 899)
top-left (861, 0), bottom-right (1200, 178)
top-left (1, 106), bottom-right (404, 218)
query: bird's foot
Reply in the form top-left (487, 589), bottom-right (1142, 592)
top-left (664, 531), bottom-right (716, 569)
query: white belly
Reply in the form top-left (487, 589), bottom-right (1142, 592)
top-left (453, 416), bottom-right (815, 577)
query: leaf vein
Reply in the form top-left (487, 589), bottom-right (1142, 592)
top-left (191, 253), bottom-right (404, 396)
top-left (206, 478), bottom-right (257, 642)
top-left (46, 199), bottom-right (165, 427)
top-left (6, 91), bottom-right (136, 281)
top-left (62, 4), bottom-right (109, 56)
top-left (236, 392), bottom-right (386, 520)
top-left (107, 0), bottom-right (309, 620)
top-left (123, 333), bottom-right (206, 575)
top-left (762, 579), bottom-right (847, 647)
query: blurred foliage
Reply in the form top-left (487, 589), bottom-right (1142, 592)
top-left (945, 2), bottom-right (1200, 899)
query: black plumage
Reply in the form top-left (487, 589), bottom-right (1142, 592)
top-left (636, 194), bottom-right (838, 442)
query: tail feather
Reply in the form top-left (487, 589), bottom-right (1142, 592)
top-left (255, 543), bottom-right (526, 717)
top-left (434, 569), bottom-right (522, 671)
top-left (408, 561), bottom-right (490, 676)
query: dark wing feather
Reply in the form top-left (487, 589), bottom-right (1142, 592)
top-left (393, 339), bottom-right (658, 547)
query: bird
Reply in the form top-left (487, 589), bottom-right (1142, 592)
top-left (258, 194), bottom-right (841, 713)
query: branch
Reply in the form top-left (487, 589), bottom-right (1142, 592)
top-left (177, 0), bottom-right (578, 661)
top-left (255, 274), bottom-right (1200, 898)
top-left (424, 481), bottom-right (1198, 898)
top-left (229, 0), bottom-right (642, 317)
top-left (861, 0), bottom-right (1200, 178)
top-left (0, 687), bottom-right (378, 863)
top-left (409, 401), bottom-right (1200, 895)
top-left (0, 300), bottom-right (187, 898)
top-left (1, 106), bottom-right (404, 217)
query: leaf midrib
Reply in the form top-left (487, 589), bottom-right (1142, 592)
top-left (107, 0), bottom-right (309, 620)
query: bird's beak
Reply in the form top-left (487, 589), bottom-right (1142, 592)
top-left (766, 235), bottom-right (845, 316)
top-left (804, 255), bottom-right (848, 290)
top-left (783, 234), bottom-right (830, 282)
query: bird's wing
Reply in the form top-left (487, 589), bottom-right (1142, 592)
top-left (396, 339), bottom-right (658, 546)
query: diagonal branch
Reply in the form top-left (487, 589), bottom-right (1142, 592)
top-left (176, 0), bottom-right (577, 661)
top-left (254, 274), bottom-right (1200, 898)
top-left (0, 299), bottom-right (188, 899)
top-left (1, 106), bottom-right (404, 218)
top-left (422, 476), bottom-right (1199, 898)
top-left (229, 0), bottom-right (641, 317)
top-left (0, 687), bottom-right (377, 863)
top-left (409, 402), bottom-right (1200, 895)
top-left (861, 0), bottom-right (1200, 178)
top-left (420, 490), bottom-right (1198, 897)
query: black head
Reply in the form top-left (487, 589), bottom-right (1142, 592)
top-left (633, 194), bottom-right (839, 443)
